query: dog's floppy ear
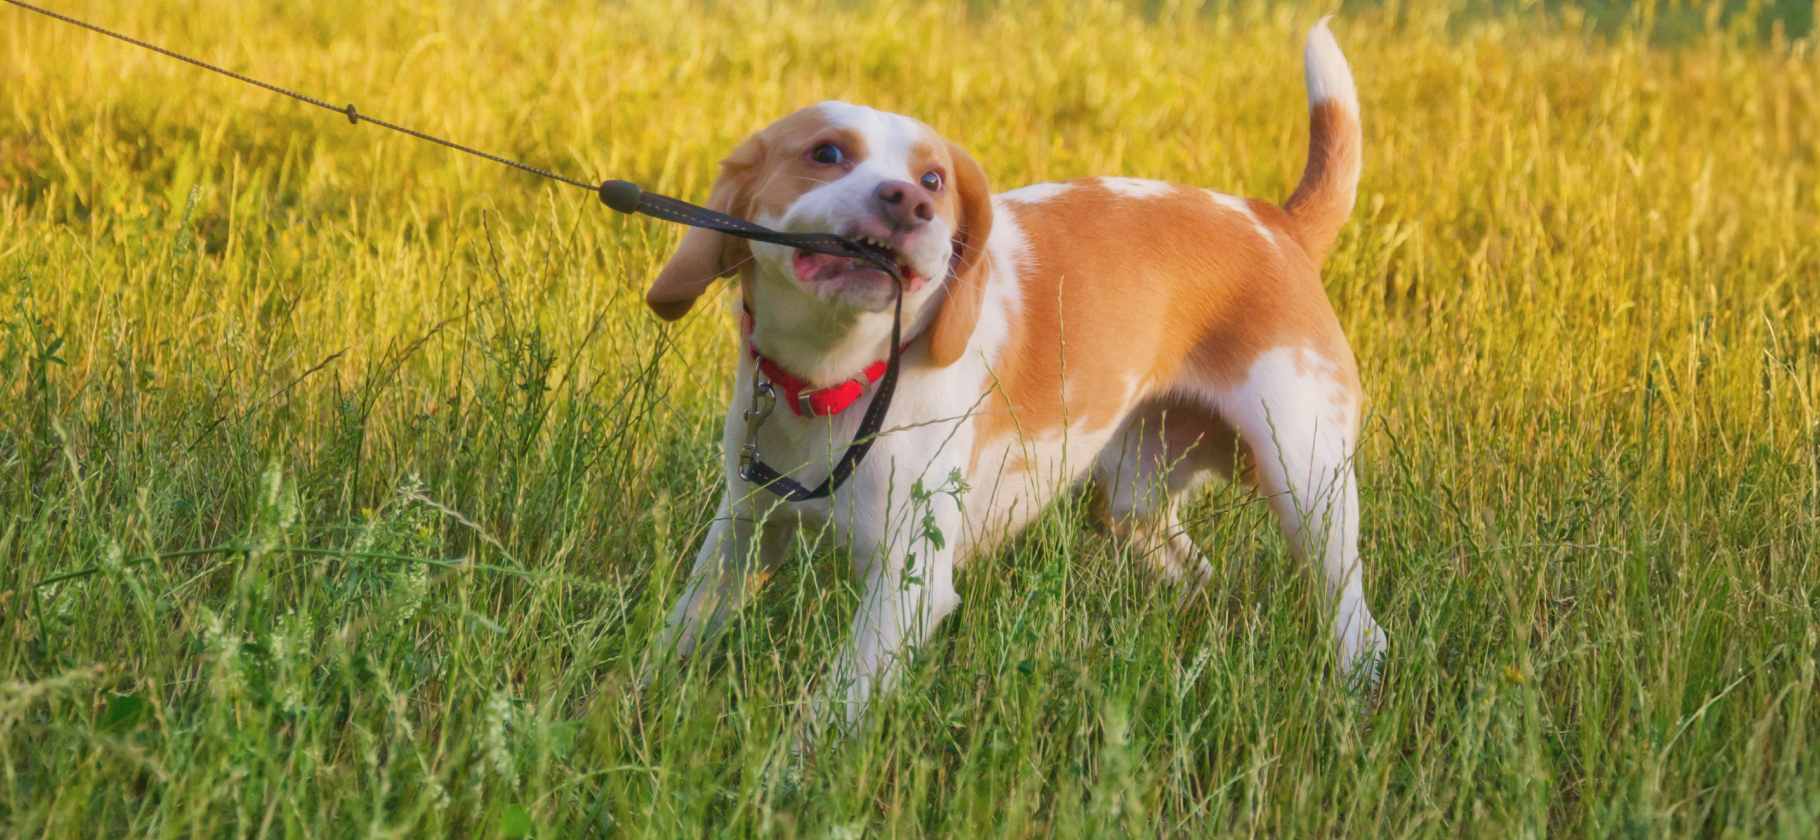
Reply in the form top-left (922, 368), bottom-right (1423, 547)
top-left (928, 142), bottom-right (994, 366)
top-left (645, 135), bottom-right (765, 320)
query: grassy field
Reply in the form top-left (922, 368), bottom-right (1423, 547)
top-left (2, 0), bottom-right (1818, 836)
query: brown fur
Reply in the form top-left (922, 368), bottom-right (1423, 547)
top-left (971, 180), bottom-right (1358, 469)
top-left (1284, 100), bottom-right (1361, 265)
top-left (928, 143), bottom-right (994, 366)
top-left (645, 137), bottom-right (764, 320)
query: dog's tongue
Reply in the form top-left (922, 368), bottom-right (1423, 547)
top-left (794, 249), bottom-right (888, 283)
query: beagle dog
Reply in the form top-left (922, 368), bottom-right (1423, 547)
top-left (647, 19), bottom-right (1385, 731)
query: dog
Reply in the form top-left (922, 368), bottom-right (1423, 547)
top-left (644, 19), bottom-right (1386, 732)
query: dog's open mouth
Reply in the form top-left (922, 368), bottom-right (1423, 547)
top-left (792, 234), bottom-right (922, 287)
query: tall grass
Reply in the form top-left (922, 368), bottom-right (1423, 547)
top-left (2, 0), bottom-right (1817, 836)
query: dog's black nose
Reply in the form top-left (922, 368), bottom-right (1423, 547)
top-left (874, 180), bottom-right (935, 228)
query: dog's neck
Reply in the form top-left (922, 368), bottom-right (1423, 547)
top-left (745, 272), bottom-right (935, 387)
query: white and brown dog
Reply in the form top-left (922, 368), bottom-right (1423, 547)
top-left (647, 20), bottom-right (1385, 730)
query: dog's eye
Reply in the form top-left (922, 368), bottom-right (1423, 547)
top-left (810, 144), bottom-right (844, 165)
top-left (920, 171), bottom-right (944, 192)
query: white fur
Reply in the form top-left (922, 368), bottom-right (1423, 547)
top-left (1191, 347), bottom-right (1383, 672)
top-left (1098, 177), bottom-right (1177, 199)
top-left (1207, 190), bottom-right (1277, 248)
top-left (1000, 181), bottom-right (1076, 204)
top-left (1304, 17), bottom-right (1357, 111)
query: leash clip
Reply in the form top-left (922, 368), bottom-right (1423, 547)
top-left (737, 381), bottom-right (776, 481)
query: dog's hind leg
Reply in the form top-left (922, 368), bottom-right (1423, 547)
top-left (1200, 346), bottom-right (1386, 686)
top-left (1092, 396), bottom-right (1235, 591)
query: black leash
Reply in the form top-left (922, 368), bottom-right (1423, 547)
top-left (8, 0), bottom-right (902, 502)
top-left (734, 275), bottom-right (905, 503)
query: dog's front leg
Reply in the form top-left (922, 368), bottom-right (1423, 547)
top-left (812, 481), bottom-right (964, 737)
top-left (654, 490), bottom-right (795, 664)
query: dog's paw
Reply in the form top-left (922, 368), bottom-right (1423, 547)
top-left (766, 747), bottom-right (808, 797)
top-left (1340, 626), bottom-right (1390, 708)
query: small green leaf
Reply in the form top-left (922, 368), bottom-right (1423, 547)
top-left (547, 721), bottom-right (579, 758)
top-left (499, 804), bottom-right (532, 838)
top-left (99, 695), bottom-right (151, 734)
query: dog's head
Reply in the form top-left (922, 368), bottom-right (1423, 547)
top-left (645, 102), bottom-right (993, 366)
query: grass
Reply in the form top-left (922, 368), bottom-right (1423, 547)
top-left (2, 0), bottom-right (1818, 836)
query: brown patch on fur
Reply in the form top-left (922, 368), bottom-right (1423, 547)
top-left (1283, 100), bottom-right (1360, 266)
top-left (648, 109), bottom-right (881, 319)
top-left (645, 137), bottom-right (764, 320)
top-left (742, 112), bottom-right (872, 223)
top-left (928, 142), bottom-right (994, 366)
top-left (971, 179), bottom-right (1358, 460)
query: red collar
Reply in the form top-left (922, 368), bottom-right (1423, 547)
top-left (742, 309), bottom-right (897, 418)
top-left (753, 349), bottom-right (890, 417)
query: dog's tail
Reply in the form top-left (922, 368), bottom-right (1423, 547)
top-left (1282, 17), bottom-right (1361, 268)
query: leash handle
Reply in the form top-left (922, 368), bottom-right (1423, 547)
top-left (599, 180), bottom-right (896, 270)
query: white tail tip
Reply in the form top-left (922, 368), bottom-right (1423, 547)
top-left (1303, 16), bottom-right (1357, 111)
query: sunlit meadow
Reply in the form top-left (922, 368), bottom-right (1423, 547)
top-left (2, 0), bottom-right (1817, 836)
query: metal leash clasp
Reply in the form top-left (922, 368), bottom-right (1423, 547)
top-left (737, 380), bottom-right (777, 481)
